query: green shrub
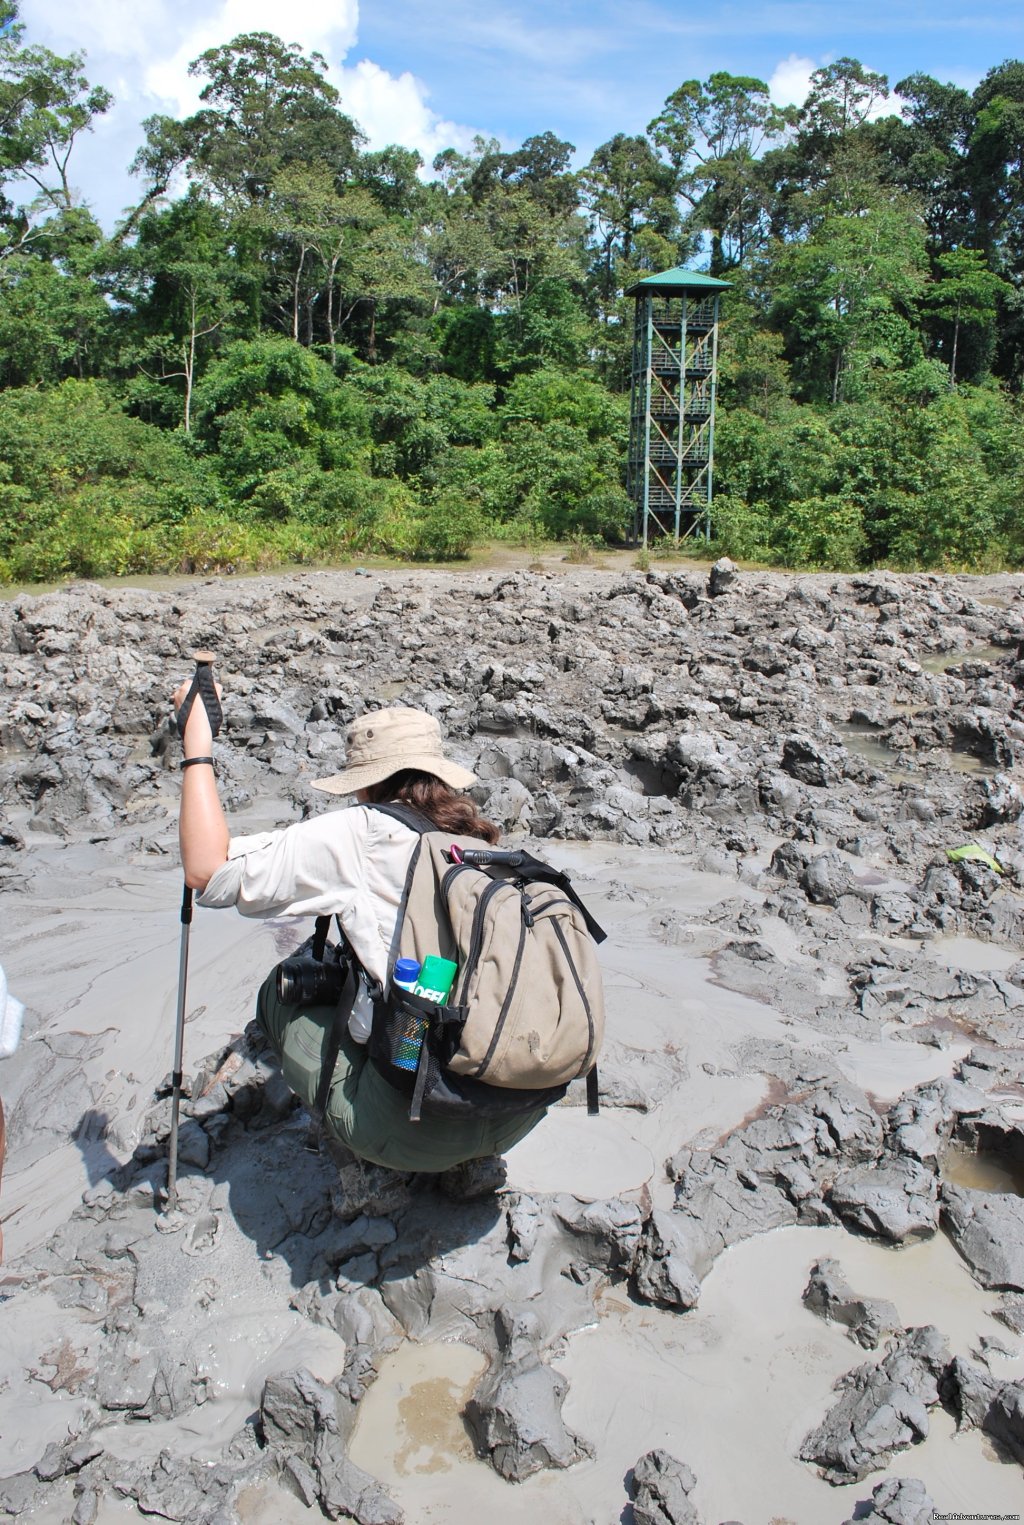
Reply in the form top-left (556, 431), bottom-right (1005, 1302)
top-left (775, 495), bottom-right (868, 570)
top-left (192, 337), bottom-right (369, 496)
top-left (709, 494), bottom-right (775, 564)
top-left (499, 419), bottom-right (626, 538)
top-left (425, 442), bottom-right (516, 522)
top-left (565, 530), bottom-right (600, 563)
top-left (501, 368), bottom-right (625, 439)
top-left (172, 513), bottom-right (275, 574)
top-left (408, 489), bottom-right (484, 560)
top-left (351, 365), bottom-right (497, 480)
top-left (0, 380), bottom-right (220, 581)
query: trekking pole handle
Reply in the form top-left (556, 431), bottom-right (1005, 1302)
top-left (459, 849), bottom-right (525, 868)
top-left (176, 650), bottom-right (223, 744)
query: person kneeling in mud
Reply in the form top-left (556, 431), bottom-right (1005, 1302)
top-left (173, 690), bottom-right (548, 1174)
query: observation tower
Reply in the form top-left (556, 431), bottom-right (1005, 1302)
top-left (625, 267), bottom-right (730, 546)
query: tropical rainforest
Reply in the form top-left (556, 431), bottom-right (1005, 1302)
top-left (1, 0), bottom-right (1023, 581)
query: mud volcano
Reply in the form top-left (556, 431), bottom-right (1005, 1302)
top-left (1, 562), bottom-right (1023, 1523)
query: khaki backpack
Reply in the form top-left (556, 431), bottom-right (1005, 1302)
top-left (367, 803), bottom-right (606, 1122)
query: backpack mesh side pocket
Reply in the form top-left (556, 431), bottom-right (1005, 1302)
top-left (368, 988), bottom-right (567, 1121)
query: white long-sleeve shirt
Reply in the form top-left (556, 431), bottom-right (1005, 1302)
top-left (198, 805), bottom-right (418, 986)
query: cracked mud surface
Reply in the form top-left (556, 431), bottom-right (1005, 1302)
top-left (1, 562), bottom-right (1023, 1522)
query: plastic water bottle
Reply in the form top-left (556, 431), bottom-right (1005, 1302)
top-left (348, 977), bottom-right (375, 1044)
top-left (391, 959), bottom-right (423, 1072)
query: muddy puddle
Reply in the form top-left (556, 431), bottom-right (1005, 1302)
top-left (837, 720), bottom-right (1003, 777)
top-left (948, 739), bottom-right (1000, 775)
top-left (349, 1342), bottom-right (487, 1481)
top-left (943, 1144), bottom-right (1024, 1196)
top-left (836, 721), bottom-right (904, 770)
top-left (343, 1226), bottom-right (1024, 1525)
top-left (919, 934), bottom-right (1020, 974)
top-left (919, 643), bottom-right (1009, 674)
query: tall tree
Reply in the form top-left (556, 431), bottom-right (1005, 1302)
top-left (425, 133), bottom-right (585, 325)
top-left (263, 165), bottom-right (434, 362)
top-left (0, 237), bottom-right (107, 385)
top-left (803, 58), bottom-right (889, 137)
top-left (925, 248), bottom-right (1010, 384)
top-left (648, 72), bottom-right (796, 269)
top-left (113, 194), bottom-right (251, 430)
top-left (493, 131), bottom-right (580, 218)
top-left (0, 1), bottom-right (110, 251)
top-left (873, 73), bottom-right (974, 254)
top-left (769, 190), bottom-right (928, 403)
top-left (138, 33), bottom-right (362, 211)
top-left (968, 60), bottom-right (1024, 267)
top-left (765, 58), bottom-right (893, 233)
top-left (353, 145), bottom-right (425, 216)
top-left (579, 133), bottom-right (681, 305)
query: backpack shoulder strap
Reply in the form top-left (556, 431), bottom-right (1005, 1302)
top-left (367, 803), bottom-right (437, 976)
top-left (366, 800), bottom-right (437, 837)
top-left (511, 851), bottom-right (607, 944)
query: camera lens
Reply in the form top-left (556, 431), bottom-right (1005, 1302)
top-left (276, 951), bottom-right (346, 1006)
top-left (277, 961), bottom-right (301, 1004)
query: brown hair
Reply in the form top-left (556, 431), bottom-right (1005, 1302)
top-left (364, 769), bottom-right (500, 844)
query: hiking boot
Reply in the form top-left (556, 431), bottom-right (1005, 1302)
top-left (330, 1155), bottom-right (418, 1220)
top-left (435, 1155), bottom-right (508, 1201)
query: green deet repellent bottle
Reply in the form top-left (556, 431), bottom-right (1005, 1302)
top-left (413, 956), bottom-right (457, 1003)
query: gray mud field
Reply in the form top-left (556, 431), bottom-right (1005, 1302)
top-left (1, 561), bottom-right (1024, 1525)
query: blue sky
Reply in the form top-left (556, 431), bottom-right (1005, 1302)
top-left (354, 0), bottom-right (1022, 157)
top-left (16, 0), bottom-right (1024, 228)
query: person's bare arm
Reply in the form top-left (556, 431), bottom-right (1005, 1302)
top-left (173, 679), bottom-right (229, 892)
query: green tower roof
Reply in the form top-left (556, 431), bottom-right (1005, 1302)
top-left (625, 267), bottom-right (732, 297)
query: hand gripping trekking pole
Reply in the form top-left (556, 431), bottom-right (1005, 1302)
top-left (166, 651), bottom-right (223, 1212)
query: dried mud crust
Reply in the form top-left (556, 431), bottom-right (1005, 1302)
top-left (1, 562), bottom-right (1024, 1522)
top-left (3, 561), bottom-right (1024, 900)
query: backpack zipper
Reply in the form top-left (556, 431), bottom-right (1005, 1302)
top-left (441, 860), bottom-right (486, 996)
top-left (523, 893), bottom-right (577, 919)
top-left (446, 872), bottom-right (510, 1003)
top-left (472, 914), bottom-right (528, 1079)
top-left (441, 861), bottom-right (472, 895)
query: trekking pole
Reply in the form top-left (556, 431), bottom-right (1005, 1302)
top-left (166, 650), bottom-right (222, 1213)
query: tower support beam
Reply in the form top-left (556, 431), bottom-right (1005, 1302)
top-left (625, 268), bottom-right (729, 548)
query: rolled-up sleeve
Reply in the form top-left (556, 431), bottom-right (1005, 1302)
top-left (196, 806), bottom-right (417, 987)
top-left (197, 812), bottom-right (366, 920)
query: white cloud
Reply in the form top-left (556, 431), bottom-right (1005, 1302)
top-left (338, 59), bottom-right (477, 164)
top-left (23, 0), bottom-right (359, 98)
top-left (16, 0), bottom-right (478, 225)
top-left (768, 53), bottom-right (817, 109)
top-left (23, 0), bottom-right (162, 63)
top-left (142, 0), bottom-right (361, 119)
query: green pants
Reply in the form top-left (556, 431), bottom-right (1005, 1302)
top-left (256, 973), bottom-right (546, 1173)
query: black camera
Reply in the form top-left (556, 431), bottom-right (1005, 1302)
top-left (276, 941), bottom-right (349, 1005)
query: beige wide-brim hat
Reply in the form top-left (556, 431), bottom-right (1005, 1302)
top-left (311, 706), bottom-right (477, 796)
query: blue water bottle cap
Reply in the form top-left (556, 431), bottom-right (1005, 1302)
top-left (394, 958), bottom-right (421, 984)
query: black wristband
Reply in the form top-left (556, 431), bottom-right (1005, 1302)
top-left (180, 756), bottom-right (215, 771)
